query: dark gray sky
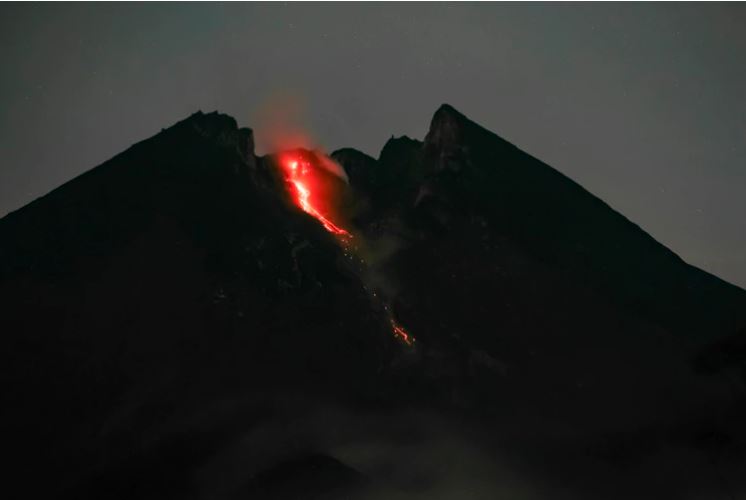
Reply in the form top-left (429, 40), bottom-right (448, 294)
top-left (1, 3), bottom-right (744, 287)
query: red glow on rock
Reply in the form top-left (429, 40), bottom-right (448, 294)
top-left (280, 154), bottom-right (352, 239)
top-left (391, 319), bottom-right (415, 345)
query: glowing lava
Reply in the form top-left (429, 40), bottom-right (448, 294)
top-left (391, 319), bottom-right (415, 346)
top-left (277, 152), bottom-right (415, 347)
top-left (281, 156), bottom-right (352, 239)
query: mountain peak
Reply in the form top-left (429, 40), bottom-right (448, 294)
top-left (430, 102), bottom-right (470, 131)
top-left (432, 103), bottom-right (464, 121)
top-left (379, 135), bottom-right (422, 164)
top-left (174, 110), bottom-right (256, 166)
top-left (423, 104), bottom-right (473, 173)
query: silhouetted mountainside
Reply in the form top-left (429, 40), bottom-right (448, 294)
top-left (2, 106), bottom-right (745, 499)
top-left (0, 112), bottom-right (398, 499)
top-left (335, 105), bottom-right (744, 340)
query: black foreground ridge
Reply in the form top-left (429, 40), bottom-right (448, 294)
top-left (1, 105), bottom-right (745, 499)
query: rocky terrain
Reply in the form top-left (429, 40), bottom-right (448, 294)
top-left (2, 105), bottom-right (745, 499)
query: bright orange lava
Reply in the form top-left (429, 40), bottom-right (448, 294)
top-left (278, 152), bottom-right (415, 347)
top-left (281, 156), bottom-right (352, 239)
top-left (391, 319), bottom-right (415, 346)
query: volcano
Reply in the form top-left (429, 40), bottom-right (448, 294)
top-left (2, 105), bottom-right (745, 499)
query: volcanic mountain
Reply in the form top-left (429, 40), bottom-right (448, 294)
top-left (2, 105), bottom-right (745, 499)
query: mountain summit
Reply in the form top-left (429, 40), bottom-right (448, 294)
top-left (2, 105), bottom-right (745, 499)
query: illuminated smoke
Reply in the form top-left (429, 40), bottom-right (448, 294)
top-left (252, 92), bottom-right (314, 154)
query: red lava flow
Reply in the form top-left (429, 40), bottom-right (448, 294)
top-left (281, 156), bottom-right (352, 239)
top-left (279, 152), bottom-right (415, 346)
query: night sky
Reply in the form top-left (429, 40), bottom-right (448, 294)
top-left (1, 3), bottom-right (744, 287)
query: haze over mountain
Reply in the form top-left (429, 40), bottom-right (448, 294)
top-left (2, 105), bottom-right (745, 499)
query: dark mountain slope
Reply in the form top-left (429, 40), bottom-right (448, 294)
top-left (336, 104), bottom-right (745, 343)
top-left (1, 105), bottom-right (745, 499)
top-left (331, 104), bottom-right (746, 495)
top-left (427, 105), bottom-right (743, 333)
top-left (0, 112), bottom-right (399, 499)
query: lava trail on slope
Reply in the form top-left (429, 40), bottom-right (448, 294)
top-left (277, 150), bottom-right (414, 346)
